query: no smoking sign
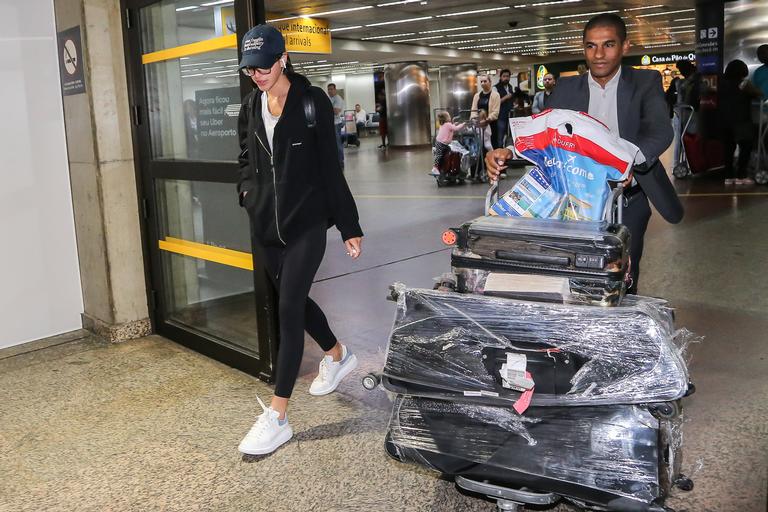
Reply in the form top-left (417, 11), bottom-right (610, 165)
top-left (57, 26), bottom-right (86, 96)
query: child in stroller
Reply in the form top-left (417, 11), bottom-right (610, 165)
top-left (431, 111), bottom-right (466, 176)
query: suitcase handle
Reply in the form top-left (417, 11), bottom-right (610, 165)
top-left (485, 180), bottom-right (499, 214)
top-left (495, 250), bottom-right (571, 266)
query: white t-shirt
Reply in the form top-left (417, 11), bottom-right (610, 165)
top-left (355, 109), bottom-right (367, 124)
top-left (261, 91), bottom-right (280, 151)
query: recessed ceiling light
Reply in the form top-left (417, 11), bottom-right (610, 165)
top-left (362, 32), bottom-right (416, 40)
top-left (624, 4), bottom-right (664, 11)
top-left (175, 5), bottom-right (199, 12)
top-left (366, 16), bottom-right (433, 27)
top-left (437, 7), bottom-right (511, 17)
top-left (420, 26), bottom-right (478, 34)
top-left (200, 0), bottom-right (232, 6)
top-left (506, 23), bottom-right (563, 32)
top-left (550, 10), bottom-right (619, 19)
top-left (636, 8), bottom-right (695, 18)
top-left (516, 0), bottom-right (582, 7)
top-left (377, 0), bottom-right (422, 5)
top-left (445, 31), bottom-right (501, 37)
top-left (330, 26), bottom-right (364, 32)
top-left (268, 6), bottom-right (374, 22)
top-left (394, 35), bottom-right (445, 42)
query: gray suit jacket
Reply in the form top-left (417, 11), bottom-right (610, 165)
top-left (546, 66), bottom-right (683, 223)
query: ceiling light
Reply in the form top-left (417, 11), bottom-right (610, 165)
top-left (624, 4), bottom-right (664, 11)
top-left (304, 63), bottom-right (334, 68)
top-left (516, 0), bottom-right (581, 7)
top-left (182, 73), bottom-right (204, 78)
top-left (445, 30), bottom-right (501, 37)
top-left (438, 7), bottom-right (511, 17)
top-left (643, 42), bottom-right (683, 48)
top-left (268, 5), bottom-right (374, 22)
top-left (175, 5), bottom-right (199, 12)
top-left (377, 0), bottom-right (422, 5)
top-left (366, 16), bottom-right (433, 27)
top-left (420, 26), bottom-right (478, 34)
top-left (200, 0), bottom-right (232, 6)
top-left (506, 23), bottom-right (563, 32)
top-left (636, 8), bottom-right (695, 18)
top-left (362, 32), bottom-right (416, 40)
top-left (214, 58), bottom-right (238, 63)
top-left (550, 9), bottom-right (618, 19)
top-left (330, 26), bottom-right (364, 32)
top-left (394, 35), bottom-right (444, 43)
top-left (181, 62), bottom-right (210, 67)
top-left (674, 17), bottom-right (695, 21)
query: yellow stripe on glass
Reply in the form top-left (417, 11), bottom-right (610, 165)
top-left (141, 34), bottom-right (237, 65)
top-left (158, 237), bottom-right (253, 270)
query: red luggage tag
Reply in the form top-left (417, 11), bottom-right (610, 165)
top-left (513, 371), bottom-right (534, 415)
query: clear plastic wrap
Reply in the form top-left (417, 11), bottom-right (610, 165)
top-left (383, 285), bottom-right (692, 406)
top-left (386, 395), bottom-right (682, 507)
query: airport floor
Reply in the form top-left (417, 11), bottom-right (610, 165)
top-left (1, 136), bottom-right (767, 512)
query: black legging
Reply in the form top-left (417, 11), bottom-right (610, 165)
top-left (254, 223), bottom-right (337, 398)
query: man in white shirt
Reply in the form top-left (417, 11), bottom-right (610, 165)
top-left (327, 83), bottom-right (345, 168)
top-left (485, 13), bottom-right (682, 293)
top-left (354, 104), bottom-right (367, 136)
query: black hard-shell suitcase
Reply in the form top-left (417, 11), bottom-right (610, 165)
top-left (448, 183), bottom-right (630, 306)
top-left (385, 395), bottom-right (688, 512)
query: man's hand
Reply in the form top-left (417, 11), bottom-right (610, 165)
top-left (485, 148), bottom-right (513, 182)
top-left (344, 237), bottom-right (363, 259)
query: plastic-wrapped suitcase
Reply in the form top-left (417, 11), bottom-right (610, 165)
top-left (385, 395), bottom-right (688, 512)
top-left (379, 286), bottom-right (691, 408)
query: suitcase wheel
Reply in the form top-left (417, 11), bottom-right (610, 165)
top-left (674, 474), bottom-right (694, 492)
top-left (362, 373), bottom-right (381, 391)
top-left (672, 163), bottom-right (691, 179)
top-left (755, 170), bottom-right (768, 185)
top-left (649, 402), bottom-right (679, 419)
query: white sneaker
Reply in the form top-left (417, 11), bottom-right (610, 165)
top-left (238, 396), bottom-right (293, 455)
top-left (309, 344), bottom-right (358, 396)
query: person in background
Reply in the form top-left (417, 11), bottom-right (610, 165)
top-left (430, 111), bottom-right (466, 176)
top-left (720, 59), bottom-right (762, 186)
top-left (531, 73), bottom-right (556, 114)
top-left (495, 69), bottom-right (514, 148)
top-left (471, 74), bottom-right (501, 147)
top-left (236, 25), bottom-right (363, 456)
top-left (476, 110), bottom-right (494, 153)
top-left (376, 93), bottom-right (388, 148)
top-left (354, 103), bottom-right (367, 137)
top-left (327, 83), bottom-right (345, 168)
top-left (753, 44), bottom-right (768, 99)
top-left (486, 13), bottom-right (683, 294)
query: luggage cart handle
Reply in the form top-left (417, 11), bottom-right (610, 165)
top-left (485, 180), bottom-right (499, 214)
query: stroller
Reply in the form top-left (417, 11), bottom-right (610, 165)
top-left (433, 113), bottom-right (483, 187)
top-left (342, 110), bottom-right (360, 148)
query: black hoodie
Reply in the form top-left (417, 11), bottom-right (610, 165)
top-left (237, 73), bottom-right (363, 247)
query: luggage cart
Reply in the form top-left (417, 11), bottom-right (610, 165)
top-left (754, 99), bottom-right (768, 185)
top-left (672, 104), bottom-right (724, 179)
top-left (456, 110), bottom-right (486, 183)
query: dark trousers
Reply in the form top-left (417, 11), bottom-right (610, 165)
top-left (622, 189), bottom-right (652, 294)
top-left (254, 224), bottom-right (337, 398)
top-left (489, 120), bottom-right (499, 150)
top-left (497, 116), bottom-right (510, 148)
top-left (723, 127), bottom-right (753, 179)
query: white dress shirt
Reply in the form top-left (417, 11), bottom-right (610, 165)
top-left (587, 68), bottom-right (645, 165)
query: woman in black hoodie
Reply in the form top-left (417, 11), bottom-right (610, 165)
top-left (235, 25), bottom-right (364, 456)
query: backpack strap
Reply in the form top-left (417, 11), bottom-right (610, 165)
top-left (303, 93), bottom-right (316, 129)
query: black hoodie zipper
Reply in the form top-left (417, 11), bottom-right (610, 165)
top-left (254, 131), bottom-right (286, 246)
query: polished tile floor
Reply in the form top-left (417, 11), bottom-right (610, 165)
top-left (1, 137), bottom-right (767, 512)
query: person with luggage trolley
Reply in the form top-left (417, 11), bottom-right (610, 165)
top-left (485, 13), bottom-right (683, 294)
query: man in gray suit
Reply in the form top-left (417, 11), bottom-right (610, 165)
top-left (486, 13), bottom-right (683, 293)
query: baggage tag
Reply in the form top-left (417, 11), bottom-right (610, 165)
top-left (500, 353), bottom-right (535, 392)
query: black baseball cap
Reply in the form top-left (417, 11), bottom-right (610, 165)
top-left (238, 25), bottom-right (286, 69)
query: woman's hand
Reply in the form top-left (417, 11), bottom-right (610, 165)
top-left (344, 237), bottom-right (363, 259)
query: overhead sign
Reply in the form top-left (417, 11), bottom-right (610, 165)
top-left (57, 26), bottom-right (86, 96)
top-left (696, 2), bottom-right (724, 75)
top-left (270, 18), bottom-right (331, 54)
top-left (641, 52), bottom-right (696, 65)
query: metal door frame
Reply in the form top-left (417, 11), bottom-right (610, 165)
top-left (120, 0), bottom-right (277, 381)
